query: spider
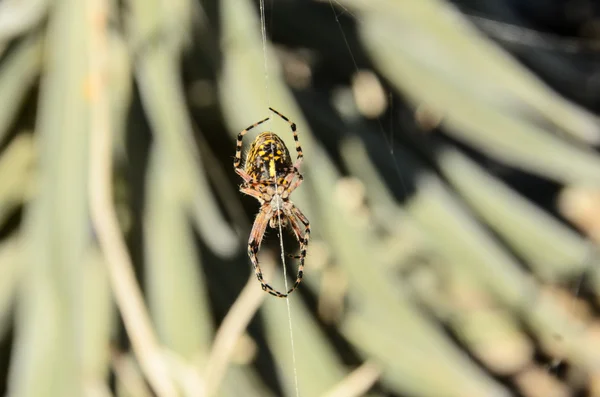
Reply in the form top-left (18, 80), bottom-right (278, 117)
top-left (234, 107), bottom-right (310, 298)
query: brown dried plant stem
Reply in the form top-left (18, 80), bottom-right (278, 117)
top-left (204, 272), bottom-right (266, 396)
top-left (86, 0), bottom-right (176, 395)
top-left (322, 361), bottom-right (382, 397)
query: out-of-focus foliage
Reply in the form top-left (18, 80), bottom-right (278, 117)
top-left (0, 0), bottom-right (600, 396)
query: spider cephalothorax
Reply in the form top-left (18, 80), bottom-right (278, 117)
top-left (233, 108), bottom-right (310, 298)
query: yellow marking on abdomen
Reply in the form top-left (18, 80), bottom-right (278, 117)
top-left (269, 159), bottom-right (276, 177)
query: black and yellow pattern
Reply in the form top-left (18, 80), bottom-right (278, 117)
top-left (245, 132), bottom-right (292, 185)
top-left (233, 108), bottom-right (309, 298)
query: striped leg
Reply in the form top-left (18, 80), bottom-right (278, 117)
top-left (240, 186), bottom-right (264, 202)
top-left (248, 207), bottom-right (290, 298)
top-left (234, 116), bottom-right (270, 170)
top-left (284, 204), bottom-right (310, 295)
top-left (282, 171), bottom-right (303, 198)
top-left (268, 107), bottom-right (304, 169)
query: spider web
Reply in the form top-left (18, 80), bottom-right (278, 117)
top-left (256, 1), bottom-right (595, 395)
top-left (325, 0), bottom-right (593, 380)
top-left (259, 1), bottom-right (300, 396)
top-left (325, 0), bottom-right (412, 209)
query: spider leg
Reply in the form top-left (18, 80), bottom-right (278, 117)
top-left (283, 203), bottom-right (311, 295)
top-left (234, 116), bottom-right (270, 171)
top-left (239, 186), bottom-right (264, 203)
top-left (248, 205), bottom-right (290, 298)
top-left (268, 107), bottom-right (304, 170)
top-left (236, 169), bottom-right (254, 184)
top-left (282, 171), bottom-right (304, 197)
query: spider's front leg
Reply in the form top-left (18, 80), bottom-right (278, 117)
top-left (248, 206), bottom-right (289, 298)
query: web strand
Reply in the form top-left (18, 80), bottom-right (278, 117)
top-left (328, 1), bottom-right (408, 194)
top-left (259, 0), bottom-right (272, 121)
top-left (259, 1), bottom-right (299, 396)
top-left (275, 204), bottom-right (300, 397)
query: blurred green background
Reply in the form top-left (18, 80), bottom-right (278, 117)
top-left (1, 0), bottom-right (600, 396)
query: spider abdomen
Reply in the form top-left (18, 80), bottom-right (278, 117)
top-left (245, 132), bottom-right (293, 185)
